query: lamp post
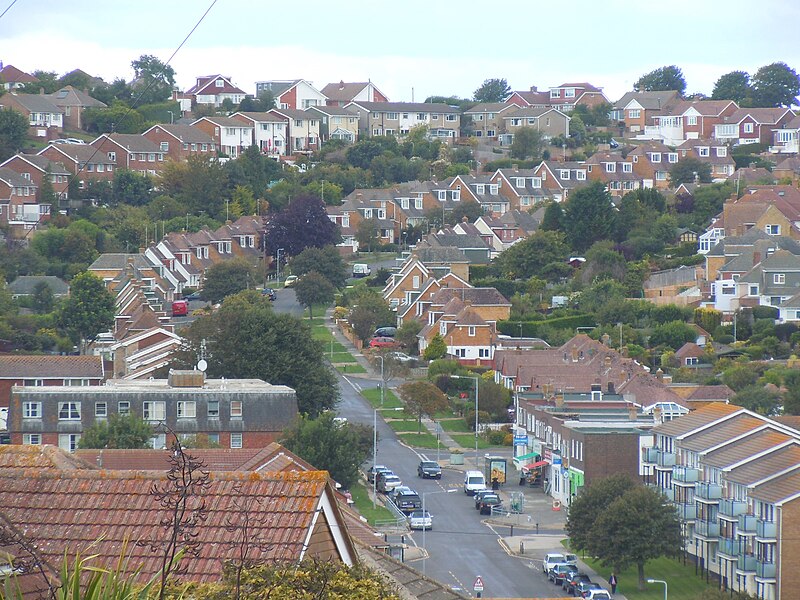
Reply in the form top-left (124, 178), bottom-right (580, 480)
top-left (451, 375), bottom-right (479, 460)
top-left (276, 248), bottom-right (284, 284)
top-left (421, 488), bottom-right (457, 575)
top-left (646, 578), bottom-right (668, 600)
top-left (376, 354), bottom-right (385, 406)
top-left (373, 406), bottom-right (404, 508)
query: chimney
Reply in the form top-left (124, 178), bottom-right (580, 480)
top-left (529, 85), bottom-right (537, 92)
top-left (555, 394), bottom-right (564, 408)
top-left (591, 383), bottom-right (602, 402)
top-left (656, 368), bottom-right (664, 382)
top-left (604, 355), bottom-right (612, 367)
top-left (571, 346), bottom-right (578, 362)
top-left (753, 251), bottom-right (761, 266)
top-left (601, 333), bottom-right (610, 346)
top-left (339, 80), bottom-right (345, 90)
top-left (628, 405), bottom-right (638, 421)
top-left (512, 164), bottom-right (519, 172)
top-left (607, 381), bottom-right (615, 394)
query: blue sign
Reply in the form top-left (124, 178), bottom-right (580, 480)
top-left (552, 454), bottom-right (562, 466)
top-left (513, 434), bottom-right (527, 446)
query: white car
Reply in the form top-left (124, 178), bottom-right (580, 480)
top-left (378, 474), bottom-right (402, 493)
top-left (542, 552), bottom-right (566, 573)
top-left (585, 590), bottom-right (612, 600)
top-left (389, 352), bottom-right (416, 364)
top-left (284, 275), bottom-right (298, 287)
top-left (408, 510), bottom-right (433, 530)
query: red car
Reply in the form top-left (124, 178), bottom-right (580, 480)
top-left (369, 336), bottom-right (398, 349)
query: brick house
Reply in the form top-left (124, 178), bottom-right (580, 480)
top-left (611, 90), bottom-right (681, 135)
top-left (0, 63), bottom-right (38, 90)
top-left (0, 166), bottom-right (42, 234)
top-left (677, 138), bottom-right (736, 180)
top-left (184, 74), bottom-right (246, 107)
top-left (585, 151), bottom-right (641, 197)
top-left (48, 85), bottom-right (107, 130)
top-left (530, 161), bottom-right (591, 202)
top-left (141, 124), bottom-right (217, 162)
top-left (418, 300), bottom-right (499, 365)
top-left (321, 80), bottom-right (387, 106)
top-left (0, 93), bottom-right (63, 139)
top-left (627, 141), bottom-right (678, 189)
top-left (714, 108), bottom-right (796, 146)
top-left (255, 79), bottom-right (327, 110)
top-left (90, 133), bottom-right (165, 176)
top-left (38, 143), bottom-right (116, 189)
top-left (546, 82), bottom-right (610, 112)
top-left (0, 153), bottom-right (70, 202)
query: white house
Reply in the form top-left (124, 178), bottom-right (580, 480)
top-left (230, 112), bottom-right (288, 156)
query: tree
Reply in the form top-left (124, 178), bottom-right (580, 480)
top-left (751, 62), bottom-right (800, 107)
top-left (78, 414), bottom-right (154, 449)
top-left (669, 156), bottom-right (712, 187)
top-left (83, 101), bottom-right (147, 134)
top-left (732, 385), bottom-right (781, 416)
top-left (566, 474), bottom-right (638, 553)
top-left (711, 71), bottom-right (753, 105)
top-left (473, 78), bottom-right (511, 103)
top-left (347, 291), bottom-right (395, 343)
top-left (356, 218), bottom-right (379, 253)
top-left (563, 181), bottom-right (616, 252)
top-left (540, 202), bottom-right (564, 231)
top-left (396, 320), bottom-right (423, 354)
top-left (634, 65), bottom-right (686, 95)
top-left (450, 199), bottom-right (483, 225)
top-left (509, 126), bottom-right (546, 160)
top-left (180, 291), bottom-right (338, 415)
top-left (264, 195), bottom-right (341, 257)
top-left (782, 370), bottom-right (800, 415)
top-left (159, 155), bottom-right (230, 218)
top-left (648, 320), bottom-right (697, 350)
top-left (0, 107), bottom-right (28, 161)
top-left (202, 258), bottom-right (257, 304)
top-left (422, 333), bottom-right (448, 361)
top-left (130, 54), bottom-right (176, 105)
top-left (293, 271), bottom-right (335, 319)
top-left (289, 246), bottom-right (347, 289)
top-left (493, 230), bottom-right (569, 280)
top-left (31, 281), bottom-right (55, 314)
top-left (282, 412), bottom-right (372, 489)
top-left (58, 271), bottom-right (115, 353)
top-left (398, 381), bottom-right (449, 433)
top-left (112, 169), bottom-right (153, 206)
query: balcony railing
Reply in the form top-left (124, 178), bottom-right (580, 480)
top-left (738, 514), bottom-right (757, 533)
top-left (717, 537), bottom-right (740, 557)
top-left (673, 466), bottom-right (700, 483)
top-left (662, 487), bottom-right (674, 502)
top-left (719, 499), bottom-right (747, 519)
top-left (737, 554), bottom-right (756, 572)
top-left (695, 519), bottom-right (720, 538)
top-left (676, 502), bottom-right (697, 521)
top-left (695, 482), bottom-right (722, 501)
top-left (756, 519), bottom-right (776, 540)
top-left (756, 560), bottom-right (776, 579)
top-left (656, 451), bottom-right (675, 468)
top-left (643, 447), bottom-right (659, 463)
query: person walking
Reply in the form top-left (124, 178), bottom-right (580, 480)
top-left (608, 572), bottom-right (617, 594)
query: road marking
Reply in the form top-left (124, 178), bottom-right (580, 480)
top-left (448, 572), bottom-right (470, 597)
top-left (342, 376), bottom-right (361, 392)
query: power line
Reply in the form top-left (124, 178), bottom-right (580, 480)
top-left (0, 0), bottom-right (19, 20)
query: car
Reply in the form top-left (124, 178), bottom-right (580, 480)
top-left (564, 573), bottom-right (591, 594)
top-left (417, 460), bottom-right (442, 479)
top-left (369, 336), bottom-right (398, 349)
top-left (387, 485), bottom-right (412, 500)
top-left (374, 326), bottom-right (397, 338)
top-left (184, 290), bottom-right (204, 301)
top-left (284, 275), bottom-right (298, 287)
top-left (261, 287), bottom-right (276, 301)
top-left (352, 263), bottom-right (372, 278)
top-left (463, 470), bottom-right (486, 495)
top-left (549, 563), bottom-right (578, 586)
top-left (367, 465), bottom-right (390, 484)
top-left (564, 553), bottom-right (578, 567)
top-left (393, 491), bottom-right (422, 514)
top-left (608, 137), bottom-right (620, 149)
top-left (474, 488), bottom-right (496, 510)
top-left (478, 493), bottom-right (501, 515)
top-left (408, 510), bottom-right (433, 530)
top-left (389, 351), bottom-right (417, 365)
top-left (575, 582), bottom-right (603, 598)
top-left (377, 474), bottom-right (402, 493)
top-left (542, 553), bottom-right (566, 573)
top-left (584, 590), bottom-right (612, 600)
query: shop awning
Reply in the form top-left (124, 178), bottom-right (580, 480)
top-left (525, 460), bottom-right (548, 469)
top-left (514, 451), bottom-right (539, 461)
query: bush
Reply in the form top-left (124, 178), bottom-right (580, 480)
top-left (498, 315), bottom-right (595, 337)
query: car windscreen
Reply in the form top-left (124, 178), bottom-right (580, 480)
top-left (468, 476), bottom-right (483, 484)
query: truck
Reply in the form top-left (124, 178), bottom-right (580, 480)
top-left (171, 300), bottom-right (189, 317)
top-left (352, 263), bottom-right (371, 278)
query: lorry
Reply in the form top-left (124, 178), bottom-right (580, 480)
top-left (352, 263), bottom-right (371, 278)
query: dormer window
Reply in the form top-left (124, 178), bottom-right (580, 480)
top-left (453, 190), bottom-right (460, 201)
top-left (489, 184), bottom-right (499, 195)
top-left (576, 170), bottom-right (586, 180)
top-left (438, 190), bottom-right (446, 200)
top-left (531, 177), bottom-right (542, 188)
top-left (215, 79), bottom-right (224, 87)
top-left (550, 89), bottom-right (561, 98)
top-left (475, 184), bottom-right (485, 194)
top-left (564, 88), bottom-right (575, 98)
top-left (668, 153), bottom-right (678, 163)
top-left (415, 198), bottom-right (423, 210)
top-left (716, 147), bottom-right (727, 157)
top-left (400, 198), bottom-right (409, 209)
top-left (560, 170), bottom-right (570, 180)
top-left (698, 147), bottom-right (710, 157)
top-left (516, 177), bottom-right (525, 188)
top-left (650, 153), bottom-right (661, 163)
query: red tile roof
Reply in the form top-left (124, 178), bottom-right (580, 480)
top-left (0, 445), bottom-right (94, 471)
top-left (0, 355), bottom-right (105, 379)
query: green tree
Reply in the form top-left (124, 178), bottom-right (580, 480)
top-left (31, 281), bottom-right (55, 314)
top-left (130, 54), bottom-right (176, 105)
top-left (634, 65), bottom-right (686, 95)
top-left (282, 412), bottom-right (372, 489)
top-left (540, 201), bottom-right (565, 231)
top-left (450, 199), bottom-right (483, 225)
top-left (423, 333), bottom-right (448, 361)
top-left (180, 291), bottom-right (338, 416)
top-left (0, 106), bottom-right (29, 161)
top-left (78, 414), bottom-right (154, 449)
top-left (83, 101), bottom-right (146, 134)
top-left (202, 258), bottom-right (257, 304)
top-left (347, 291), bottom-right (395, 343)
top-left (669, 156), bottom-right (713, 186)
top-left (293, 271), bottom-right (335, 320)
top-left (159, 155), bottom-right (230, 218)
top-left (711, 71), bottom-right (754, 105)
top-left (112, 169), bottom-right (153, 207)
top-left (509, 126), bottom-right (546, 160)
top-left (694, 307), bottom-right (723, 333)
top-left (473, 78), bottom-right (511, 103)
top-left (751, 62), bottom-right (800, 107)
top-left (396, 320), bottom-right (423, 354)
top-left (58, 271), bottom-right (115, 353)
top-left (398, 381), bottom-right (449, 433)
top-left (38, 168), bottom-right (57, 205)
top-left (732, 385), bottom-right (781, 416)
top-left (566, 474), bottom-right (638, 552)
top-left (722, 364), bottom-right (760, 392)
top-left (289, 246), bottom-right (347, 288)
top-left (346, 140), bottom-right (389, 169)
top-left (782, 370), bottom-right (800, 415)
top-left (493, 230), bottom-right (569, 279)
top-left (19, 70), bottom-right (59, 94)
top-left (264, 195), bottom-right (341, 257)
top-left (356, 218), bottom-right (379, 253)
top-left (648, 320), bottom-right (697, 350)
top-left (563, 181), bottom-right (616, 252)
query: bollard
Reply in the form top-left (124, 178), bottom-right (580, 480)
top-left (519, 541), bottom-right (524, 555)
top-left (536, 522), bottom-right (539, 534)
top-left (510, 525), bottom-right (514, 537)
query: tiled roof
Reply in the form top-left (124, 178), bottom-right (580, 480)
top-left (7, 275), bottom-right (69, 296)
top-left (0, 64), bottom-right (38, 85)
top-left (232, 111), bottom-right (288, 123)
top-left (687, 385), bottom-right (734, 401)
top-left (194, 116), bottom-right (252, 128)
top-left (0, 445), bottom-right (94, 471)
top-left (7, 153), bottom-right (70, 175)
top-left (307, 105), bottom-right (359, 117)
top-left (725, 443), bottom-right (800, 486)
top-left (430, 287), bottom-right (510, 307)
top-left (49, 86), bottom-right (106, 108)
top-left (750, 469), bottom-right (800, 504)
top-left (98, 134), bottom-right (161, 154)
top-left (0, 166), bottom-right (32, 187)
top-left (723, 107), bottom-right (795, 125)
top-left (41, 143), bottom-right (112, 163)
top-left (145, 124), bottom-right (215, 144)
top-left (463, 102), bottom-right (512, 114)
top-left (0, 355), bottom-right (104, 379)
top-left (614, 90), bottom-right (680, 110)
top-left (0, 93), bottom-right (62, 114)
top-left (350, 101), bottom-right (458, 113)
top-left (652, 403), bottom-right (743, 438)
top-left (321, 81), bottom-right (369, 102)
top-left (701, 428), bottom-right (795, 469)
top-left (411, 246), bottom-right (470, 264)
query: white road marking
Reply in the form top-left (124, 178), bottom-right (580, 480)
top-left (342, 375), bottom-right (361, 392)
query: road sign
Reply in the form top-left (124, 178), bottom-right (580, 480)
top-left (473, 576), bottom-right (484, 592)
top-left (513, 434), bottom-right (527, 446)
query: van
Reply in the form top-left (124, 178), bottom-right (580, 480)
top-left (352, 263), bottom-right (371, 278)
top-left (171, 300), bottom-right (189, 317)
top-left (463, 470), bottom-right (486, 495)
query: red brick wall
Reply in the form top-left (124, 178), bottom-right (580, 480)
top-left (2, 156), bottom-right (69, 198)
top-left (778, 499), bottom-right (800, 598)
top-left (373, 88), bottom-right (387, 102)
top-left (281, 87), bottom-right (297, 109)
top-left (582, 432), bottom-right (640, 486)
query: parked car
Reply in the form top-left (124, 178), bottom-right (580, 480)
top-left (367, 465), bottom-right (390, 484)
top-left (478, 493), bottom-right (501, 515)
top-left (584, 590), bottom-right (612, 600)
top-left (261, 287), bottom-right (276, 301)
top-left (393, 490), bottom-right (422, 514)
top-left (389, 351), bottom-right (417, 365)
top-left (352, 263), bottom-right (372, 278)
top-left (374, 326), bottom-right (397, 337)
top-left (184, 290), bottom-right (204, 301)
top-left (369, 336), bottom-right (398, 349)
top-left (575, 582), bottom-right (603, 598)
top-left (463, 470), bottom-right (486, 495)
top-left (377, 474), bottom-right (402, 493)
top-left (284, 275), bottom-right (298, 287)
top-left (408, 510), bottom-right (433, 530)
top-left (549, 563), bottom-right (578, 586)
top-left (564, 573), bottom-right (591, 594)
top-left (171, 300), bottom-right (189, 317)
top-left (474, 489), bottom-right (496, 510)
top-left (542, 553), bottom-right (566, 573)
top-left (387, 485), bottom-right (412, 501)
top-left (417, 460), bottom-right (442, 479)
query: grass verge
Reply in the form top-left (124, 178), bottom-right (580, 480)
top-left (335, 363), bottom-right (367, 374)
top-left (387, 419), bottom-right (420, 433)
top-left (361, 388), bottom-right (403, 409)
top-left (349, 481), bottom-right (395, 526)
top-left (397, 432), bottom-right (440, 448)
top-left (450, 433), bottom-right (494, 449)
top-left (439, 418), bottom-right (472, 433)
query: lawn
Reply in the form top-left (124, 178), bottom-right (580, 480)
top-left (335, 363), bottom-right (367, 374)
top-left (329, 352), bottom-right (358, 363)
top-left (449, 433), bottom-right (494, 449)
top-left (439, 418), bottom-right (472, 433)
top-left (387, 419), bottom-right (419, 433)
top-left (396, 432), bottom-right (440, 448)
top-left (361, 388), bottom-right (403, 409)
top-left (349, 481), bottom-right (396, 526)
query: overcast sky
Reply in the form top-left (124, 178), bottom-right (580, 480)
top-left (3, 0), bottom-right (800, 103)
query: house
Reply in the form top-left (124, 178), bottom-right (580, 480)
top-left (627, 141), bottom-right (678, 189)
top-left (531, 161), bottom-right (590, 201)
top-left (230, 111), bottom-right (288, 155)
top-left (38, 143), bottom-right (116, 190)
top-left (773, 156), bottom-right (800, 183)
top-left (255, 79), bottom-right (327, 110)
top-left (418, 300), bottom-right (499, 365)
top-left (728, 167), bottom-right (777, 187)
top-left (321, 80), bottom-right (388, 106)
top-left (6, 275), bottom-right (69, 299)
top-left (47, 85), bottom-right (107, 130)
top-left (0, 153), bottom-right (70, 204)
top-left (674, 342), bottom-right (707, 367)
top-left (184, 74), bottom-right (246, 107)
top-left (191, 116), bottom-right (254, 158)
top-left (422, 230), bottom-right (493, 264)
top-left (448, 174), bottom-right (511, 214)
top-left (546, 82), bottom-right (610, 112)
top-left (485, 168), bottom-right (547, 211)
top-left (9, 369), bottom-right (297, 451)
top-left (769, 114), bottom-right (800, 154)
top-left (267, 108), bottom-right (320, 153)
top-left (141, 123), bottom-right (217, 162)
top-left (394, 266), bottom-right (471, 326)
top-left (611, 90), bottom-right (681, 135)
top-left (643, 99), bottom-right (739, 145)
top-left (738, 249), bottom-right (800, 312)
top-left (0, 93), bottom-right (63, 139)
top-left (463, 102), bottom-right (516, 138)
top-left (643, 264), bottom-right (704, 306)
top-left (305, 105), bottom-right (360, 143)
top-left (0, 166), bottom-right (42, 234)
top-left (90, 133), bottom-right (165, 176)
top-left (346, 101), bottom-right (460, 139)
top-left (584, 151), bottom-right (641, 197)
top-left (500, 107), bottom-right (570, 145)
top-left (714, 108), bottom-right (796, 146)
top-left (0, 63), bottom-right (37, 90)
top-left (505, 85), bottom-right (551, 108)
top-left (474, 210), bottom-right (540, 250)
top-left (677, 139), bottom-right (736, 181)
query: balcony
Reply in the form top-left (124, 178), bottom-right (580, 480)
top-left (655, 451), bottom-right (675, 468)
top-left (675, 502), bottom-right (697, 521)
top-left (672, 466), bottom-right (700, 483)
top-left (717, 537), bottom-right (740, 557)
top-left (695, 482), bottom-right (722, 501)
top-left (662, 487), bottom-right (674, 502)
top-left (695, 519), bottom-right (720, 538)
top-left (719, 499), bottom-right (747, 519)
top-left (642, 447), bottom-right (659, 463)
top-left (738, 514), bottom-right (757, 533)
top-left (756, 560), bottom-right (776, 580)
top-left (737, 554), bottom-right (756, 573)
top-left (756, 519), bottom-right (777, 540)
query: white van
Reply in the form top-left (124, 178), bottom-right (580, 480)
top-left (352, 263), bottom-right (371, 278)
top-left (464, 470), bottom-right (486, 495)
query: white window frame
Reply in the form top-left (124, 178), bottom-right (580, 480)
top-left (743, 122), bottom-right (754, 133)
top-left (468, 326), bottom-right (476, 337)
top-left (231, 400), bottom-right (243, 418)
top-left (23, 433), bottom-right (41, 445)
top-left (58, 402), bottom-right (81, 421)
top-left (177, 401), bottom-right (196, 419)
top-left (119, 401), bottom-right (130, 416)
top-left (143, 401), bottom-right (166, 421)
top-left (23, 402), bottom-right (42, 418)
top-left (208, 399), bottom-right (220, 418)
top-left (774, 273), bottom-right (786, 285)
top-left (231, 432), bottom-right (243, 448)
top-left (58, 433), bottom-right (80, 452)
top-left (95, 402), bottom-right (108, 418)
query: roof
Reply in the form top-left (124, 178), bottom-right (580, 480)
top-left (430, 287), bottom-right (510, 307)
top-left (750, 469), bottom-right (800, 504)
top-left (144, 124), bottom-right (215, 144)
top-left (40, 143), bottom-right (112, 164)
top-left (0, 64), bottom-right (38, 85)
top-left (0, 92), bottom-right (62, 114)
top-left (231, 111), bottom-right (288, 123)
top-left (614, 90), bottom-right (680, 110)
top-left (0, 166), bottom-right (34, 187)
top-left (725, 443), bottom-right (800, 486)
top-left (96, 133), bottom-right (160, 153)
top-left (193, 116), bottom-right (252, 128)
top-left (0, 355), bottom-right (104, 379)
top-left (89, 253), bottom-right (152, 271)
top-left (722, 107), bottom-right (795, 125)
top-left (3, 153), bottom-right (70, 175)
top-left (463, 102), bottom-right (512, 114)
top-left (306, 105), bottom-right (360, 117)
top-left (701, 428), bottom-right (795, 469)
top-left (49, 86), bottom-right (106, 108)
top-left (320, 81), bottom-right (372, 102)
top-left (677, 414), bottom-right (765, 452)
top-left (7, 275), bottom-right (69, 296)
top-left (350, 101), bottom-right (458, 114)
top-left (652, 403), bottom-right (743, 438)
top-left (0, 445), bottom-right (93, 471)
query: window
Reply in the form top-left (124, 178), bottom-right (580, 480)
top-left (412, 275), bottom-right (420, 289)
top-left (716, 147), bottom-right (727, 157)
top-left (687, 115), bottom-right (697, 126)
top-left (468, 326), bottom-right (476, 337)
top-left (208, 433), bottom-right (220, 445)
top-left (417, 113), bottom-right (427, 120)
top-left (550, 89), bottom-right (561, 98)
top-left (628, 109), bottom-right (641, 119)
top-left (774, 273), bottom-right (786, 284)
top-left (656, 171), bottom-right (667, 181)
top-left (58, 402), bottom-right (81, 420)
top-left (560, 170), bottom-right (570, 180)
top-left (177, 401), bottom-right (196, 418)
top-left (118, 401), bottom-right (130, 416)
top-left (576, 170), bottom-right (586, 180)
top-left (743, 122), bottom-right (754, 133)
top-left (415, 198), bottom-right (423, 210)
top-left (215, 79), bottom-right (224, 87)
top-left (668, 153), bottom-right (678, 163)
top-left (143, 401), bottom-right (166, 421)
top-left (650, 152), bottom-right (661, 163)
top-left (516, 177), bottom-right (525, 188)
top-left (182, 143), bottom-right (189, 150)
top-left (478, 348), bottom-right (490, 358)
top-left (58, 434), bottom-right (80, 452)
top-left (605, 162), bottom-right (616, 173)
top-left (698, 146), bottom-right (710, 157)
top-left (23, 433), bottom-right (41, 445)
top-left (749, 285), bottom-right (759, 296)
top-left (231, 400), bottom-right (243, 418)
top-left (201, 143), bottom-right (208, 151)
top-left (622, 163), bottom-right (632, 173)
top-left (386, 112), bottom-right (399, 120)
top-left (23, 402), bottom-right (41, 418)
top-left (159, 142), bottom-right (169, 152)
top-left (231, 433), bottom-right (243, 448)
top-left (95, 402), bottom-right (107, 418)
top-left (446, 114), bottom-right (457, 121)
top-left (564, 88), bottom-right (575, 98)
top-left (766, 224), bottom-right (780, 235)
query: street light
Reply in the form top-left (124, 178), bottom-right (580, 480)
top-left (646, 579), bottom-right (667, 600)
top-left (372, 407), bottom-right (404, 508)
top-left (451, 375), bottom-right (479, 460)
top-left (276, 248), bottom-right (284, 284)
top-left (421, 488), bottom-right (457, 575)
top-left (376, 354), bottom-right (385, 406)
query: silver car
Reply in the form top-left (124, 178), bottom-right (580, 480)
top-left (408, 510), bottom-right (433, 530)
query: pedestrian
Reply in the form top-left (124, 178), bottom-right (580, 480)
top-left (608, 572), bottom-right (617, 594)
top-left (491, 476), bottom-right (499, 491)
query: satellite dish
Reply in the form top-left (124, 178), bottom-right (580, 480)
top-left (196, 359), bottom-right (208, 372)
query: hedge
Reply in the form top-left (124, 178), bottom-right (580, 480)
top-left (498, 314), bottom-right (595, 337)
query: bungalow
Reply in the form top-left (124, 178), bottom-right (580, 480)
top-left (0, 93), bottom-right (63, 139)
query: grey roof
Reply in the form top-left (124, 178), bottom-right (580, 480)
top-left (432, 287), bottom-right (511, 306)
top-left (320, 82), bottom-right (370, 102)
top-left (350, 101), bottom-right (459, 113)
top-left (306, 105), bottom-right (360, 117)
top-left (270, 108), bottom-right (313, 120)
top-left (88, 253), bottom-right (152, 271)
top-left (0, 167), bottom-right (34, 187)
top-left (145, 124), bottom-right (215, 144)
top-left (194, 116), bottom-right (252, 128)
top-left (614, 90), bottom-right (680, 110)
top-left (430, 233), bottom-right (490, 250)
top-left (411, 246), bottom-right (470, 264)
top-left (1, 93), bottom-right (63, 114)
top-left (503, 106), bottom-right (567, 119)
top-left (100, 133), bottom-right (160, 153)
top-left (41, 144), bottom-right (113, 164)
top-left (232, 111), bottom-right (288, 123)
top-left (463, 102), bottom-right (512, 114)
top-left (7, 276), bottom-right (69, 296)
top-left (255, 80), bottom-right (301, 96)
top-left (49, 86), bottom-right (106, 108)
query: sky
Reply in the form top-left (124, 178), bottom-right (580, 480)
top-left (3, 0), bottom-right (800, 104)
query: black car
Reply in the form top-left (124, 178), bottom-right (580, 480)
top-left (478, 493), bottom-right (501, 515)
top-left (261, 288), bottom-right (276, 301)
top-left (417, 460), bottom-right (442, 479)
top-left (564, 572), bottom-right (591, 594)
top-left (184, 290), bottom-right (204, 301)
top-left (474, 489), bottom-right (495, 510)
top-left (393, 491), bottom-right (422, 514)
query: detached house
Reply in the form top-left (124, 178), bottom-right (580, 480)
top-left (500, 107), bottom-right (570, 145)
top-left (230, 111), bottom-right (289, 155)
top-left (321, 80), bottom-right (387, 106)
top-left (677, 139), bottom-right (735, 180)
top-left (90, 134), bottom-right (165, 176)
top-left (489, 168), bottom-right (549, 210)
top-left (643, 99), bottom-right (739, 145)
top-left (0, 93), bottom-right (63, 139)
top-left (545, 82), bottom-right (609, 111)
top-left (255, 79), bottom-right (326, 110)
top-left (48, 85), bottom-right (107, 130)
top-left (0, 63), bottom-right (37, 90)
top-left (585, 151), bottom-right (640, 196)
top-left (0, 153), bottom-right (69, 203)
top-left (611, 90), bottom-right (681, 135)
top-left (141, 123), bottom-right (217, 162)
top-left (770, 114), bottom-right (800, 154)
top-left (347, 101), bottom-right (460, 139)
top-left (714, 108), bottom-right (796, 146)
top-left (185, 74), bottom-right (246, 107)
top-left (38, 143), bottom-right (116, 190)
top-left (628, 141), bottom-right (678, 189)
top-left (191, 116), bottom-right (254, 158)
top-left (0, 167), bottom-right (43, 234)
